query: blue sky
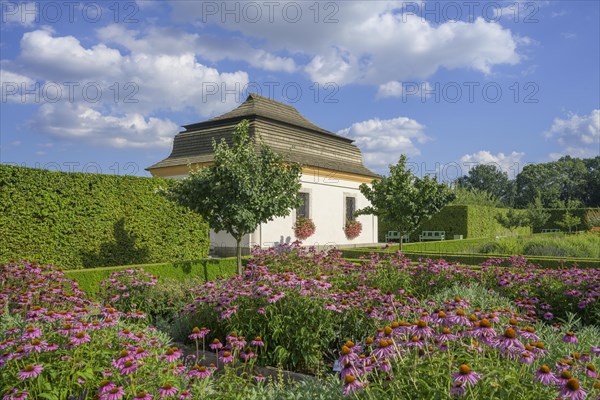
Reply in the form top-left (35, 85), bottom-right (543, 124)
top-left (1, 0), bottom-right (598, 179)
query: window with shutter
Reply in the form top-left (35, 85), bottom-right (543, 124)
top-left (297, 192), bottom-right (310, 218)
top-left (345, 196), bottom-right (356, 221)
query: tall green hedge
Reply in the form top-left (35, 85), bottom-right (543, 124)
top-left (539, 208), bottom-right (599, 232)
top-left (0, 165), bottom-right (209, 269)
top-left (391, 205), bottom-right (529, 241)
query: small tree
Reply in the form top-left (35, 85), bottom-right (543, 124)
top-left (163, 120), bottom-right (302, 274)
top-left (356, 155), bottom-right (455, 251)
top-left (525, 196), bottom-right (550, 234)
top-left (495, 209), bottom-right (527, 235)
top-left (557, 211), bottom-right (581, 233)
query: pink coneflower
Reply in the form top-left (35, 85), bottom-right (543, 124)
top-left (557, 370), bottom-right (574, 386)
top-left (104, 386), bottom-right (125, 400)
top-left (24, 339), bottom-right (47, 353)
top-left (412, 320), bottom-right (434, 338)
top-left (520, 351), bottom-right (534, 365)
top-left (134, 391), bottom-right (153, 400)
top-left (179, 391), bottom-right (192, 400)
top-left (342, 374), bottom-right (363, 396)
top-left (188, 327), bottom-right (210, 340)
top-left (438, 327), bottom-right (457, 342)
top-left (251, 336), bottom-right (265, 347)
top-left (158, 383), bottom-right (178, 399)
top-left (22, 326), bottom-right (42, 340)
top-left (450, 381), bottom-right (465, 397)
top-left (209, 339), bottom-right (223, 351)
top-left (585, 363), bottom-right (597, 379)
top-left (119, 360), bottom-right (139, 375)
top-left (2, 389), bottom-right (28, 399)
top-left (494, 328), bottom-right (524, 353)
top-left (241, 347), bottom-right (255, 361)
top-left (563, 332), bottom-right (578, 344)
top-left (98, 380), bottom-right (116, 394)
top-left (70, 331), bottom-right (91, 346)
top-left (161, 347), bottom-right (182, 362)
top-left (187, 364), bottom-right (211, 379)
top-left (534, 365), bottom-right (557, 385)
top-left (452, 364), bottom-right (481, 387)
top-left (254, 374), bottom-right (266, 383)
top-left (17, 364), bottom-right (43, 380)
top-left (558, 378), bottom-right (587, 400)
top-left (472, 319), bottom-right (496, 341)
top-left (219, 350), bottom-right (234, 363)
top-left (518, 326), bottom-right (539, 341)
top-left (590, 346), bottom-right (600, 356)
top-left (448, 309), bottom-right (470, 326)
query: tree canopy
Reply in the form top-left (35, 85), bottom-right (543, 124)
top-left (456, 164), bottom-right (515, 206)
top-left (163, 120), bottom-right (303, 273)
top-left (356, 155), bottom-right (455, 250)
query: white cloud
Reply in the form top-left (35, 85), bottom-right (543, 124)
top-left (3, 29), bottom-right (252, 148)
top-left (376, 81), bottom-right (432, 99)
top-left (460, 151), bottom-right (525, 175)
top-left (29, 103), bottom-right (178, 149)
top-left (338, 117), bottom-right (430, 168)
top-left (1, 1), bottom-right (37, 27)
top-left (545, 110), bottom-right (600, 159)
top-left (561, 32), bottom-right (576, 40)
top-left (170, 1), bottom-right (523, 86)
top-left (97, 25), bottom-right (297, 73)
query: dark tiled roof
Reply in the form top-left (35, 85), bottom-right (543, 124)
top-left (147, 94), bottom-right (378, 178)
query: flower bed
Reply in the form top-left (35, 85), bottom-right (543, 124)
top-left (2, 246), bottom-right (599, 399)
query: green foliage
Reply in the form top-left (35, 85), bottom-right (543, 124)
top-left (0, 165), bottom-right (209, 269)
top-left (357, 155), bottom-right (455, 250)
top-left (456, 164), bottom-right (515, 206)
top-left (451, 186), bottom-right (502, 207)
top-left (585, 208), bottom-right (600, 229)
top-left (556, 211), bottom-right (582, 233)
top-left (525, 196), bottom-right (551, 233)
top-left (163, 120), bottom-right (303, 272)
top-left (495, 208), bottom-right (528, 233)
top-left (515, 155), bottom-right (597, 208)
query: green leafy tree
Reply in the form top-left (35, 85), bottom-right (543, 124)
top-left (525, 196), bottom-right (550, 234)
top-left (356, 155), bottom-right (455, 251)
top-left (163, 120), bottom-right (302, 273)
top-left (495, 209), bottom-right (527, 235)
top-left (557, 211), bottom-right (582, 234)
top-left (456, 164), bottom-right (515, 206)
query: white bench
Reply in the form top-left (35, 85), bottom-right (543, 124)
top-left (419, 231), bottom-right (445, 241)
top-left (385, 231), bottom-right (410, 243)
top-left (541, 229), bottom-right (560, 233)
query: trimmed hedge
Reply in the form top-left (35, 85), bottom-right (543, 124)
top-left (65, 257), bottom-right (248, 296)
top-left (396, 205), bottom-right (528, 241)
top-left (539, 208), bottom-right (600, 232)
top-left (0, 165), bottom-right (209, 269)
top-left (340, 248), bottom-right (600, 269)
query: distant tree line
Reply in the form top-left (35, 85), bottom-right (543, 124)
top-left (455, 156), bottom-right (600, 209)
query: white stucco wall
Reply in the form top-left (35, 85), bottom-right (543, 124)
top-left (207, 172), bottom-right (378, 252)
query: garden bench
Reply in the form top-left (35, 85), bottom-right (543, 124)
top-left (419, 231), bottom-right (445, 241)
top-left (385, 231), bottom-right (410, 243)
top-left (541, 229), bottom-right (561, 233)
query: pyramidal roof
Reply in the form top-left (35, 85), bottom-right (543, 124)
top-left (147, 94), bottom-right (378, 179)
top-left (184, 93), bottom-right (353, 142)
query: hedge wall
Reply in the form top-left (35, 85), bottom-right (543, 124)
top-left (340, 249), bottom-right (600, 269)
top-left (0, 165), bottom-right (209, 269)
top-left (539, 208), bottom-right (600, 232)
top-left (379, 205), bottom-right (529, 242)
top-left (65, 257), bottom-right (247, 296)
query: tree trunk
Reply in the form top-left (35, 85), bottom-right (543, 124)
top-left (399, 230), bottom-right (404, 252)
top-left (235, 236), bottom-right (243, 275)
